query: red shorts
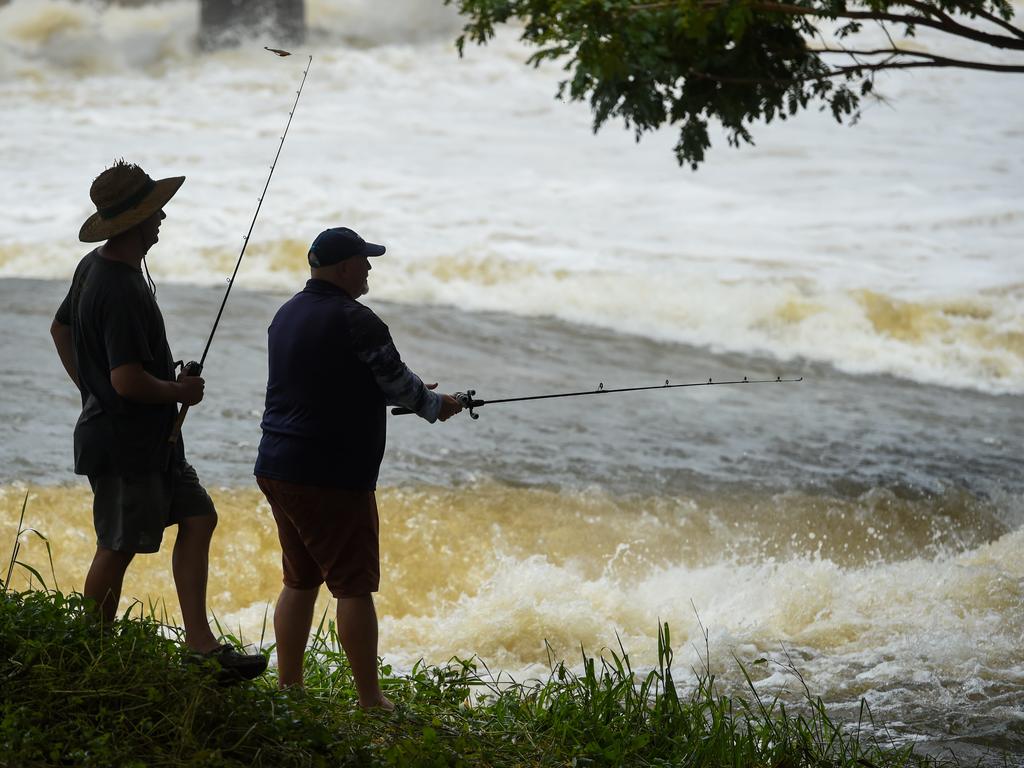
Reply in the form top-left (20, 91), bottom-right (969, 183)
top-left (256, 476), bottom-right (380, 598)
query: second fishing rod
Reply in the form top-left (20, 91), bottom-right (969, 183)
top-left (392, 375), bottom-right (804, 419)
top-left (169, 52), bottom-right (311, 444)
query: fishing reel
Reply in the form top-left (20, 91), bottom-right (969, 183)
top-left (455, 390), bottom-right (481, 420)
top-left (174, 360), bottom-right (203, 378)
top-left (167, 359), bottom-right (204, 446)
top-left (389, 389), bottom-right (483, 418)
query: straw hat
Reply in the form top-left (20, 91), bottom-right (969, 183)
top-left (79, 160), bottom-right (185, 243)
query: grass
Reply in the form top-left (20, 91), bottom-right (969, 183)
top-left (0, 595), bottom-right (965, 768)
top-left (0, 496), bottom-right (968, 768)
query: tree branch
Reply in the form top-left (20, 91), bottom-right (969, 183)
top-left (808, 46), bottom-right (908, 54)
top-left (894, 0), bottom-right (1024, 45)
top-left (751, 1), bottom-right (1024, 49)
top-left (828, 55), bottom-right (1024, 72)
top-left (896, 0), bottom-right (964, 28)
top-left (877, 19), bottom-right (901, 52)
top-left (972, 7), bottom-right (1024, 39)
top-left (809, 45), bottom-right (1024, 70)
top-left (688, 53), bottom-right (1024, 85)
top-left (627, 0), bottom-right (1024, 50)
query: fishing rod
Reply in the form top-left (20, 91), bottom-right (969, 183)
top-left (169, 51), bottom-right (312, 444)
top-left (392, 376), bottom-right (804, 420)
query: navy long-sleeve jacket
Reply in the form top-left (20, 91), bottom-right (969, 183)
top-left (254, 279), bottom-right (440, 490)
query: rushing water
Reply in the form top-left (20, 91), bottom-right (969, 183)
top-left (1, 0), bottom-right (1023, 762)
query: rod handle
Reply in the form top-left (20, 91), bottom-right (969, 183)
top-left (168, 404), bottom-right (190, 444)
top-left (391, 391), bottom-right (478, 418)
top-left (168, 361), bottom-right (203, 444)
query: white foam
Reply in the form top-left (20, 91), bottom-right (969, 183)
top-left (378, 527), bottom-right (1024, 715)
top-left (2, 1), bottom-right (1022, 393)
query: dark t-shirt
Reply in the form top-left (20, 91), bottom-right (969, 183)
top-left (55, 250), bottom-right (183, 476)
top-left (255, 279), bottom-right (440, 490)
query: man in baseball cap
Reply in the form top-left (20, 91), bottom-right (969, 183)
top-left (306, 226), bottom-right (386, 265)
top-left (255, 226), bottom-right (462, 708)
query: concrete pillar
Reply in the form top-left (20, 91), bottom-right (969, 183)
top-left (198, 0), bottom-right (305, 50)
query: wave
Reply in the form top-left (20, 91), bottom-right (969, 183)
top-left (3, 1), bottom-right (1022, 396)
top-left (0, 0), bottom-right (198, 76)
top-left (5, 238), bottom-right (1019, 395)
top-left (3, 481), bottom-right (1022, 707)
top-left (4, 0), bottom-right (1019, 77)
top-left (376, 258), bottom-right (1024, 396)
top-left (0, 0), bottom-right (462, 78)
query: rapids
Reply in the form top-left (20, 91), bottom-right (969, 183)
top-left (1, 0), bottom-right (1023, 761)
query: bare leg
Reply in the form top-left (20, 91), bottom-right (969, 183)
top-left (337, 594), bottom-right (392, 710)
top-left (83, 546), bottom-right (135, 622)
top-left (274, 585), bottom-right (320, 688)
top-left (172, 513), bottom-right (219, 653)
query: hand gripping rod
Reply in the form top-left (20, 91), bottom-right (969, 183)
top-left (392, 375), bottom-right (804, 419)
top-left (169, 54), bottom-right (312, 445)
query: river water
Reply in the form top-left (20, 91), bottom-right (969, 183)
top-left (1, 0), bottom-right (1022, 762)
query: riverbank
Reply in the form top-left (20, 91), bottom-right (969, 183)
top-left (0, 585), bottom-right (957, 768)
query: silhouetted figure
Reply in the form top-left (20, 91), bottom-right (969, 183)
top-left (51, 160), bottom-right (266, 682)
top-left (254, 227), bottom-right (462, 708)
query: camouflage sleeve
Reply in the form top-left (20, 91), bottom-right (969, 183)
top-left (350, 307), bottom-right (442, 422)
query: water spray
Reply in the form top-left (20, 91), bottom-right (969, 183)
top-left (169, 50), bottom-right (311, 444)
top-left (392, 376), bottom-right (804, 419)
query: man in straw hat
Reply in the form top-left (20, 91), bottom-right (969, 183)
top-left (50, 159), bottom-right (266, 681)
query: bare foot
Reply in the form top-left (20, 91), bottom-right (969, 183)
top-left (358, 694), bottom-right (395, 712)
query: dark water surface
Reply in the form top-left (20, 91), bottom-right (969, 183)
top-left (3, 278), bottom-right (1021, 499)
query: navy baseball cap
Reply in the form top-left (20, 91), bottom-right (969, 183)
top-left (307, 227), bottom-right (386, 267)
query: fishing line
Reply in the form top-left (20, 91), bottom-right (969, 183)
top-left (169, 50), bottom-right (312, 444)
top-left (392, 376), bottom-right (804, 419)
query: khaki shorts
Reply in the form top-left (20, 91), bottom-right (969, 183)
top-left (88, 460), bottom-right (216, 554)
top-left (256, 476), bottom-right (380, 599)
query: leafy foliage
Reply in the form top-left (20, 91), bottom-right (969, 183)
top-left (447, 0), bottom-right (1024, 167)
